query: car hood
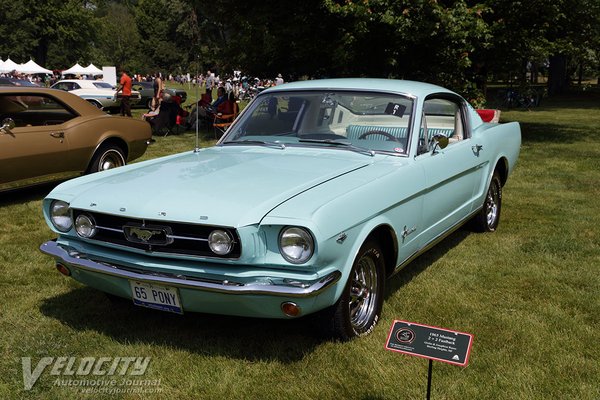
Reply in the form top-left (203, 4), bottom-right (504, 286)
top-left (57, 146), bottom-right (375, 227)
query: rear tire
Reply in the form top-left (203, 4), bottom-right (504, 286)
top-left (471, 170), bottom-right (502, 232)
top-left (316, 240), bottom-right (385, 340)
top-left (88, 144), bottom-right (126, 173)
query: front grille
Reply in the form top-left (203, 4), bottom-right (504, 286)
top-left (72, 210), bottom-right (241, 259)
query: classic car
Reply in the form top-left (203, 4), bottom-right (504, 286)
top-left (0, 77), bottom-right (41, 87)
top-left (39, 79), bottom-right (521, 340)
top-left (132, 81), bottom-right (188, 109)
top-left (0, 87), bottom-right (152, 191)
top-left (50, 79), bottom-right (141, 111)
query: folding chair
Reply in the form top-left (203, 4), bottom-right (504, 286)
top-left (213, 100), bottom-right (239, 139)
top-left (150, 101), bottom-right (179, 136)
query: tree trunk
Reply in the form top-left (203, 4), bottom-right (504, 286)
top-left (35, 37), bottom-right (49, 68)
top-left (548, 54), bottom-right (568, 95)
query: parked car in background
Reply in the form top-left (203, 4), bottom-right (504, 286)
top-left (0, 77), bottom-right (41, 87)
top-left (50, 79), bottom-right (141, 111)
top-left (40, 79), bottom-right (520, 340)
top-left (0, 87), bottom-right (152, 191)
top-left (132, 81), bottom-right (188, 109)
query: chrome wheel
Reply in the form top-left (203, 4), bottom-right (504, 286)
top-left (349, 254), bottom-right (379, 330)
top-left (98, 149), bottom-right (125, 171)
top-left (471, 170), bottom-right (502, 232)
top-left (319, 240), bottom-right (384, 340)
top-left (88, 145), bottom-right (126, 173)
top-left (485, 180), bottom-right (500, 228)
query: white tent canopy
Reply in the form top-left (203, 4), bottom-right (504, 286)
top-left (17, 59), bottom-right (52, 74)
top-left (62, 63), bottom-right (88, 75)
top-left (0, 57), bottom-right (20, 73)
top-left (83, 63), bottom-right (103, 75)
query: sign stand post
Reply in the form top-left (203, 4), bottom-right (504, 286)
top-left (385, 320), bottom-right (474, 399)
top-left (426, 359), bottom-right (433, 400)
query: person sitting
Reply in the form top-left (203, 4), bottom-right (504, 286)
top-left (143, 93), bottom-right (181, 135)
top-left (185, 88), bottom-right (231, 130)
top-left (211, 87), bottom-right (228, 114)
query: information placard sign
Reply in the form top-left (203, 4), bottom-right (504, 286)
top-left (385, 320), bottom-right (473, 367)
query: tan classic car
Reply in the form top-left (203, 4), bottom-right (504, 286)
top-left (0, 87), bottom-right (152, 191)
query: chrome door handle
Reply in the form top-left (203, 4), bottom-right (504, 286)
top-left (50, 132), bottom-right (64, 139)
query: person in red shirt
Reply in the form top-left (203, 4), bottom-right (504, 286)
top-left (117, 67), bottom-right (132, 117)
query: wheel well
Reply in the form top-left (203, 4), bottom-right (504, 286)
top-left (86, 99), bottom-right (102, 107)
top-left (495, 157), bottom-right (509, 186)
top-left (88, 137), bottom-right (129, 171)
top-left (365, 225), bottom-right (398, 278)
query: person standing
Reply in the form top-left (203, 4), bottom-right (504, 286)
top-left (153, 72), bottom-right (164, 109)
top-left (275, 73), bottom-right (284, 86)
top-left (205, 70), bottom-right (215, 98)
top-left (117, 67), bottom-right (132, 117)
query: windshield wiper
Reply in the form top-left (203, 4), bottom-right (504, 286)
top-left (222, 139), bottom-right (286, 149)
top-left (298, 139), bottom-right (375, 157)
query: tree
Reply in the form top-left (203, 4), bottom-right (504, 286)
top-left (92, 2), bottom-right (141, 71)
top-left (30, 0), bottom-right (96, 68)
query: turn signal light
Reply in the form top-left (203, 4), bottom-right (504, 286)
top-left (281, 302), bottom-right (301, 317)
top-left (56, 263), bottom-right (71, 276)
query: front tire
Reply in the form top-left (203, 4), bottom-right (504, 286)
top-left (471, 170), bottom-right (502, 232)
top-left (319, 240), bottom-right (385, 340)
top-left (88, 144), bottom-right (126, 173)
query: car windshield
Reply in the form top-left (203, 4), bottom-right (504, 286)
top-left (93, 82), bottom-right (113, 89)
top-left (222, 90), bottom-right (414, 156)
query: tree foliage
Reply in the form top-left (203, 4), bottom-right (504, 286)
top-left (2, 0), bottom-right (599, 97)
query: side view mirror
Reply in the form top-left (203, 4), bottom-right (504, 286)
top-left (1, 118), bottom-right (16, 134)
top-left (431, 134), bottom-right (449, 153)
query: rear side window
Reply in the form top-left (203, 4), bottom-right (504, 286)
top-left (0, 94), bottom-right (78, 127)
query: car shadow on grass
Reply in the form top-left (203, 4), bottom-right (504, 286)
top-left (39, 286), bottom-right (323, 363)
top-left (0, 180), bottom-right (64, 206)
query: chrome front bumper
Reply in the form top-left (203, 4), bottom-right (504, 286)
top-left (40, 240), bottom-right (341, 298)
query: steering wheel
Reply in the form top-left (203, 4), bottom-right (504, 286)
top-left (358, 130), bottom-right (402, 142)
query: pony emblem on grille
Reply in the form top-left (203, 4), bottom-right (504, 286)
top-left (123, 224), bottom-right (173, 246)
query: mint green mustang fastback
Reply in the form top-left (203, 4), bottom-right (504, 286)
top-left (40, 79), bottom-right (521, 340)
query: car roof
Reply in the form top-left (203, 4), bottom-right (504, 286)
top-left (262, 78), bottom-right (456, 99)
top-left (133, 81), bottom-right (153, 87)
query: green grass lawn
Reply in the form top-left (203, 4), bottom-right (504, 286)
top-left (0, 89), bottom-right (598, 399)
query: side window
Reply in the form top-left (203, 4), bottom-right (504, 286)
top-left (0, 94), bottom-right (77, 127)
top-left (423, 97), bottom-right (466, 146)
top-left (54, 83), bottom-right (68, 91)
top-left (417, 111), bottom-right (429, 155)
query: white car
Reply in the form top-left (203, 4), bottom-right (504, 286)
top-left (51, 80), bottom-right (141, 110)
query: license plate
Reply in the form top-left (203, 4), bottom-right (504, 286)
top-left (129, 281), bottom-right (183, 314)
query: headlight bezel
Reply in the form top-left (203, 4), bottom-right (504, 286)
top-left (278, 226), bottom-right (315, 264)
top-left (75, 213), bottom-right (97, 238)
top-left (208, 229), bottom-right (234, 255)
top-left (49, 200), bottom-right (73, 232)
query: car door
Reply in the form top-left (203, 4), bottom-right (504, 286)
top-left (414, 95), bottom-right (487, 244)
top-left (0, 93), bottom-right (78, 186)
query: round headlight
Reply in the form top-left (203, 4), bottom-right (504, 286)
top-left (50, 200), bottom-right (73, 232)
top-left (75, 214), bottom-right (97, 238)
top-left (279, 227), bottom-right (314, 264)
top-left (208, 230), bottom-right (233, 255)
